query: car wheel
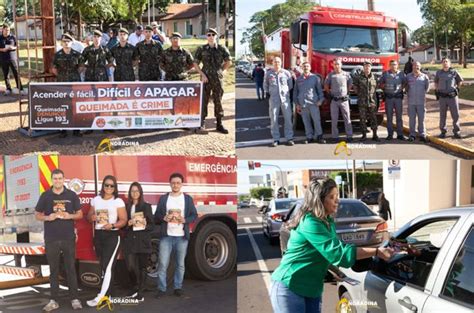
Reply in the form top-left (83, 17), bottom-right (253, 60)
top-left (338, 291), bottom-right (358, 313)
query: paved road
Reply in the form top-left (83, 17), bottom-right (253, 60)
top-left (237, 206), bottom-right (340, 313)
top-left (235, 72), bottom-right (461, 159)
top-left (0, 264), bottom-right (236, 313)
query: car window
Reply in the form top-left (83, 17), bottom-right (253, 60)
top-left (441, 226), bottom-right (474, 307)
top-left (275, 200), bottom-right (296, 211)
top-left (406, 220), bottom-right (456, 247)
top-left (336, 202), bottom-right (376, 218)
top-left (374, 218), bottom-right (458, 289)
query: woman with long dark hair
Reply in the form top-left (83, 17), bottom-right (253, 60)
top-left (377, 192), bottom-right (392, 221)
top-left (123, 182), bottom-right (154, 301)
top-left (271, 178), bottom-right (395, 313)
top-left (86, 175), bottom-right (127, 307)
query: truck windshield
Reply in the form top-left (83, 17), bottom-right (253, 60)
top-left (312, 25), bottom-right (396, 54)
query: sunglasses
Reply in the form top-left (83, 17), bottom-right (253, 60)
top-left (62, 40), bottom-right (71, 43)
top-left (207, 33), bottom-right (216, 37)
top-left (104, 184), bottom-right (115, 188)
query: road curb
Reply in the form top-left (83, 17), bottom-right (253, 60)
top-left (381, 120), bottom-right (474, 159)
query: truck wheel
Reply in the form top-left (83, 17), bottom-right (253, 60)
top-left (187, 221), bottom-right (236, 281)
top-left (338, 291), bottom-right (358, 313)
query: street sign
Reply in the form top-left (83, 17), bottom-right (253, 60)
top-left (388, 160), bottom-right (400, 180)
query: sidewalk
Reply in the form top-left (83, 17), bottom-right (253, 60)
top-left (399, 96), bottom-right (474, 157)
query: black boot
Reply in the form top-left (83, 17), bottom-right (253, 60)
top-left (372, 129), bottom-right (379, 142)
top-left (216, 118), bottom-right (229, 134)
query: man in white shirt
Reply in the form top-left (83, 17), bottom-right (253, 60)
top-left (128, 25), bottom-right (145, 47)
top-left (154, 173), bottom-right (198, 298)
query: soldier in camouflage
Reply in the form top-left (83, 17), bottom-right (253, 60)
top-left (110, 28), bottom-right (139, 81)
top-left (80, 30), bottom-right (114, 82)
top-left (353, 61), bottom-right (379, 141)
top-left (53, 33), bottom-right (82, 138)
top-left (160, 32), bottom-right (194, 81)
top-left (194, 28), bottom-right (232, 134)
top-left (136, 25), bottom-right (163, 81)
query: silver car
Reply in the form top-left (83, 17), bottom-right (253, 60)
top-left (337, 207), bottom-right (474, 313)
top-left (261, 198), bottom-right (300, 244)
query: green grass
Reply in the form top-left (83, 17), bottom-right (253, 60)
top-left (421, 62), bottom-right (474, 80)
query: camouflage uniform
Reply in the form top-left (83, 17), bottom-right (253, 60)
top-left (161, 47), bottom-right (194, 81)
top-left (53, 49), bottom-right (81, 82)
top-left (194, 43), bottom-right (231, 125)
top-left (136, 39), bottom-right (163, 81)
top-left (110, 43), bottom-right (139, 81)
top-left (80, 45), bottom-right (114, 82)
top-left (353, 72), bottom-right (378, 135)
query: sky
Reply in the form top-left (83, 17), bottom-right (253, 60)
top-left (236, 0), bottom-right (425, 56)
top-left (237, 160), bottom-right (381, 194)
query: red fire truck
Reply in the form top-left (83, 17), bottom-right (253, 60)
top-left (0, 155), bottom-right (237, 288)
top-left (264, 6), bottom-right (410, 128)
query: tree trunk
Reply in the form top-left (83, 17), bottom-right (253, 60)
top-left (78, 8), bottom-right (82, 40)
top-left (201, 0), bottom-right (206, 35)
top-left (463, 32), bottom-right (467, 68)
top-left (224, 0), bottom-right (229, 47)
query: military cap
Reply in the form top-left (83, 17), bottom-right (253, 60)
top-left (61, 33), bottom-right (74, 41)
top-left (363, 60), bottom-right (372, 65)
top-left (206, 28), bottom-right (218, 35)
top-left (151, 21), bottom-right (159, 28)
top-left (93, 29), bottom-right (103, 37)
top-left (145, 25), bottom-right (153, 31)
top-left (119, 27), bottom-right (129, 34)
top-left (171, 32), bottom-right (182, 39)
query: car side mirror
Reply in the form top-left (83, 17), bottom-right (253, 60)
top-left (258, 206), bottom-right (268, 214)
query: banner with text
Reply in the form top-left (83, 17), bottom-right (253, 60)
top-left (29, 81), bottom-right (202, 130)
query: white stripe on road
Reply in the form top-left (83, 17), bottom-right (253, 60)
top-left (245, 228), bottom-right (272, 296)
top-left (243, 217), bottom-right (252, 224)
top-left (236, 136), bottom-right (308, 148)
top-left (236, 116), bottom-right (270, 122)
top-left (256, 216), bottom-right (263, 223)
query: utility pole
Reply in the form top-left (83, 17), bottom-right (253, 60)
top-left (352, 160), bottom-right (357, 199)
top-left (367, 0), bottom-right (375, 11)
top-left (216, 0), bottom-right (220, 37)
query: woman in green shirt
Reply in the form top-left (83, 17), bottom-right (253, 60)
top-left (271, 178), bottom-right (394, 313)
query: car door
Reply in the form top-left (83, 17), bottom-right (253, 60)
top-left (422, 214), bottom-right (474, 313)
top-left (362, 218), bottom-right (459, 312)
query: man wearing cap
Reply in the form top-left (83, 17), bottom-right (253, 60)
top-left (80, 30), bottom-right (114, 82)
top-left (160, 32), bottom-right (194, 81)
top-left (0, 24), bottom-right (24, 96)
top-left (324, 58), bottom-right (353, 142)
top-left (194, 28), bottom-right (232, 134)
top-left (128, 25), bottom-right (145, 47)
top-left (151, 22), bottom-right (167, 45)
top-left (353, 61), bottom-right (379, 141)
top-left (53, 33), bottom-right (82, 138)
top-left (110, 28), bottom-right (139, 81)
top-left (136, 25), bottom-right (163, 81)
top-left (435, 57), bottom-right (463, 139)
top-left (378, 60), bottom-right (406, 140)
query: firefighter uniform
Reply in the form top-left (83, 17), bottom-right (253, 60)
top-left (325, 71), bottom-right (353, 140)
top-left (434, 68), bottom-right (463, 137)
top-left (379, 70), bottom-right (406, 138)
top-left (264, 68), bottom-right (294, 143)
top-left (194, 28), bottom-right (231, 132)
top-left (406, 72), bottom-right (430, 140)
top-left (293, 73), bottom-right (324, 142)
top-left (136, 26), bottom-right (163, 81)
top-left (160, 33), bottom-right (194, 81)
